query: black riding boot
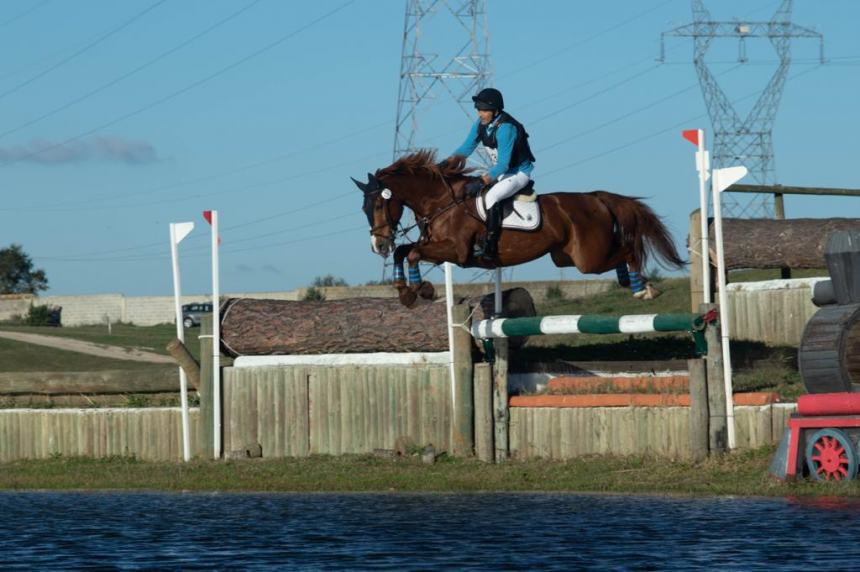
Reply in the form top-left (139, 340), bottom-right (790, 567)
top-left (476, 202), bottom-right (502, 261)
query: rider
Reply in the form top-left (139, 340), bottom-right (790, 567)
top-left (447, 87), bottom-right (536, 260)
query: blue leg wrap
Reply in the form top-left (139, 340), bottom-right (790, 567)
top-left (629, 270), bottom-right (645, 294)
top-left (408, 267), bottom-right (422, 284)
top-left (615, 263), bottom-right (630, 287)
top-left (393, 264), bottom-right (405, 282)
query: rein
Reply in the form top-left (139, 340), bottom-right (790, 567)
top-left (397, 173), bottom-right (475, 243)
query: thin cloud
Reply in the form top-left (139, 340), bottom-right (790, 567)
top-left (262, 265), bottom-right (280, 275)
top-left (0, 135), bottom-right (159, 165)
top-left (236, 264), bottom-right (254, 273)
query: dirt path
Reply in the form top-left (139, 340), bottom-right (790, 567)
top-left (0, 332), bottom-right (175, 364)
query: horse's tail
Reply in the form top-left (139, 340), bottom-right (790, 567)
top-left (593, 191), bottom-right (687, 271)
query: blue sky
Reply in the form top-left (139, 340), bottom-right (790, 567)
top-left (2, 0), bottom-right (858, 296)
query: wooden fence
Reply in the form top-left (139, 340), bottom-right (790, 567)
top-left (221, 365), bottom-right (452, 457)
top-left (510, 404), bottom-right (795, 459)
top-left (0, 408), bottom-right (201, 462)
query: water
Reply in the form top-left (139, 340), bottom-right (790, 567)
top-left (2, 492), bottom-right (860, 570)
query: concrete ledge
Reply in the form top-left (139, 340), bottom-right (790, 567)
top-left (233, 352), bottom-right (451, 368)
top-left (510, 392), bottom-right (780, 408)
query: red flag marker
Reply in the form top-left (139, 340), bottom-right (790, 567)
top-left (682, 129), bottom-right (699, 146)
top-left (203, 211), bottom-right (221, 245)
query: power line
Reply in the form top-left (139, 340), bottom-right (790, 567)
top-left (541, 65), bottom-right (822, 178)
top-left (4, 7), bottom-right (687, 213)
top-left (0, 0), bottom-right (356, 169)
top-left (0, 0), bottom-right (50, 29)
top-left (0, 0), bottom-right (167, 102)
top-left (0, 0), bottom-right (262, 143)
top-left (498, 0), bottom-right (678, 80)
top-left (537, 66), bottom-right (740, 153)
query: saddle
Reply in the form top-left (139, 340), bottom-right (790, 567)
top-left (476, 180), bottom-right (541, 231)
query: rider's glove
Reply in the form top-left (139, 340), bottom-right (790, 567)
top-left (465, 179), bottom-right (484, 198)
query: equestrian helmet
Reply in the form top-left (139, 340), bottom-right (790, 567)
top-left (472, 88), bottom-right (504, 111)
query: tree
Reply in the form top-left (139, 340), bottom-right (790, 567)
top-left (0, 244), bottom-right (48, 294)
top-left (302, 275), bottom-right (349, 301)
top-left (312, 274), bottom-right (349, 287)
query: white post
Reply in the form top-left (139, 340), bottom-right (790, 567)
top-left (684, 128), bottom-right (712, 304)
top-left (494, 268), bottom-right (502, 315)
top-left (210, 210), bottom-right (221, 459)
top-left (444, 263), bottom-right (457, 413)
top-left (712, 166), bottom-right (747, 451)
top-left (169, 222), bottom-right (194, 462)
top-left (696, 130), bottom-right (712, 304)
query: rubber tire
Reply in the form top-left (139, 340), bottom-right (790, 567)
top-left (183, 317), bottom-right (195, 328)
top-left (805, 428), bottom-right (859, 482)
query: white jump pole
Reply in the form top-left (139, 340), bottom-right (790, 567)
top-left (207, 210), bottom-right (222, 459)
top-left (169, 221), bottom-right (194, 462)
top-left (711, 166), bottom-right (748, 451)
top-left (444, 262), bottom-right (456, 411)
top-left (683, 129), bottom-right (712, 303)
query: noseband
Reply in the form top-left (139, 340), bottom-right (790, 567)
top-left (367, 187), bottom-right (400, 243)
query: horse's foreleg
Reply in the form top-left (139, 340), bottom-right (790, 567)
top-left (406, 249), bottom-right (435, 301)
top-left (392, 244), bottom-right (421, 307)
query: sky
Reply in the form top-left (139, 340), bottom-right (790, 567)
top-left (1, 0), bottom-right (858, 297)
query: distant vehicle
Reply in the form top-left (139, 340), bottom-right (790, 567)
top-left (182, 303), bottom-right (212, 328)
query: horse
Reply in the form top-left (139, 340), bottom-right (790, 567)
top-left (352, 150), bottom-right (686, 308)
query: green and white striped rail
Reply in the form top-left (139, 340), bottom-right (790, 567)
top-left (471, 313), bottom-right (702, 339)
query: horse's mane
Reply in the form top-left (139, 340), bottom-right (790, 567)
top-left (376, 150), bottom-right (475, 181)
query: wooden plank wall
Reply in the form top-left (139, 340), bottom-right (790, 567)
top-left (728, 287), bottom-right (818, 346)
top-left (222, 365), bottom-right (451, 457)
top-left (0, 408), bottom-right (200, 462)
top-left (509, 404), bottom-right (798, 460)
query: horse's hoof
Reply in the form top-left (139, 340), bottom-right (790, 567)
top-left (633, 284), bottom-right (660, 300)
top-left (417, 281), bottom-right (436, 300)
top-left (399, 289), bottom-right (418, 308)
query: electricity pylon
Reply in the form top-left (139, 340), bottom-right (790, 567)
top-left (661, 0), bottom-right (824, 218)
top-left (393, 0), bottom-right (492, 167)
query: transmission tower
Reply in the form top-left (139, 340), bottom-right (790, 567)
top-left (661, 0), bottom-right (824, 218)
top-left (393, 0), bottom-right (493, 166)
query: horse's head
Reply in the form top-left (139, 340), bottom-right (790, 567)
top-left (351, 171), bottom-right (404, 258)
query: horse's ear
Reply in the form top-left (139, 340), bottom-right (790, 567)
top-left (367, 172), bottom-right (382, 189)
top-left (351, 176), bottom-right (369, 193)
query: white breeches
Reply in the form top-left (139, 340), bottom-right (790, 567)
top-left (485, 171), bottom-right (532, 209)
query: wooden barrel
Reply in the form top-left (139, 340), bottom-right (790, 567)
top-left (799, 303), bottom-right (860, 394)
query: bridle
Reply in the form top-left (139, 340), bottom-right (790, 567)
top-left (367, 187), bottom-right (401, 244)
top-left (357, 168), bottom-right (479, 245)
top-left (378, 172), bottom-right (475, 244)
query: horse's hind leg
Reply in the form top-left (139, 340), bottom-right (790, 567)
top-left (626, 260), bottom-right (660, 300)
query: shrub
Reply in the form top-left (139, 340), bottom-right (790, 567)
top-left (26, 305), bottom-right (55, 326)
top-left (302, 286), bottom-right (325, 301)
top-left (312, 275), bottom-right (348, 288)
top-left (545, 284), bottom-right (565, 301)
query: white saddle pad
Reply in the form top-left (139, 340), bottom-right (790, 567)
top-left (476, 195), bottom-right (541, 231)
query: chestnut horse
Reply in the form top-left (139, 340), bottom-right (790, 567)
top-left (352, 150), bottom-right (685, 307)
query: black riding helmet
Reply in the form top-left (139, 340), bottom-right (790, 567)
top-left (472, 88), bottom-right (504, 111)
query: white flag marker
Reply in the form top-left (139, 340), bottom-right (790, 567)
top-left (712, 166), bottom-right (748, 450)
top-left (170, 221), bottom-right (194, 462)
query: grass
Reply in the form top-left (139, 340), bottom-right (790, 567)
top-left (0, 445), bottom-right (854, 497)
top-left (0, 337), bottom-right (170, 373)
top-left (0, 323), bottom-right (197, 359)
top-left (0, 323), bottom-right (201, 372)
